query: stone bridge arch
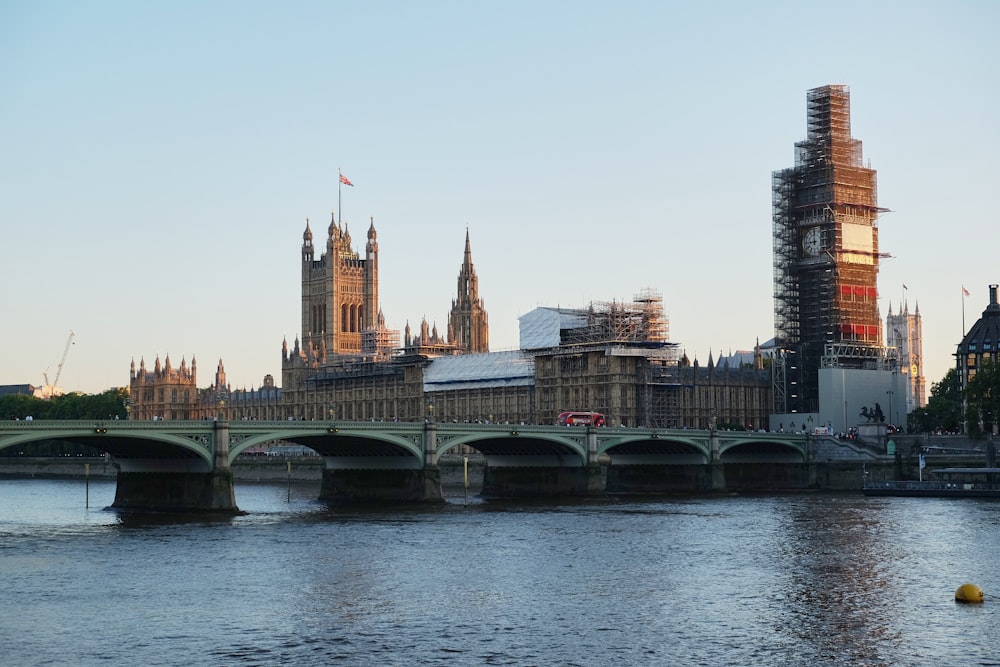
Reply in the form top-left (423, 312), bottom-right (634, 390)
top-left (0, 421), bottom-right (216, 471)
top-left (225, 422), bottom-right (423, 466)
top-left (435, 428), bottom-right (588, 465)
top-left (597, 432), bottom-right (712, 465)
top-left (718, 435), bottom-right (808, 463)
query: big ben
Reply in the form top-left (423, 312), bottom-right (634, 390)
top-left (772, 85), bottom-right (889, 414)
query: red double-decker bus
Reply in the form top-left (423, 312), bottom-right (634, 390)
top-left (556, 411), bottom-right (607, 427)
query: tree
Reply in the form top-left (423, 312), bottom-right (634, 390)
top-left (0, 388), bottom-right (128, 421)
top-left (1, 388), bottom-right (129, 456)
top-left (908, 368), bottom-right (961, 434)
top-left (964, 359), bottom-right (1000, 438)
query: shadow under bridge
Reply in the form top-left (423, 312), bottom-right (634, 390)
top-left (227, 422), bottom-right (425, 470)
top-left (435, 424), bottom-right (589, 468)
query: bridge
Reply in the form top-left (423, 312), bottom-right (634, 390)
top-left (0, 420), bottom-right (812, 512)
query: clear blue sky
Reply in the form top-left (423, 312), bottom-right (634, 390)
top-left (1, 1), bottom-right (996, 396)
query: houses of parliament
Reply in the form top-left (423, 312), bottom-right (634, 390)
top-left (131, 85), bottom-right (937, 432)
top-left (128, 211), bottom-right (773, 429)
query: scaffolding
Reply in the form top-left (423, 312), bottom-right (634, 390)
top-left (772, 85), bottom-right (889, 413)
top-left (561, 289), bottom-right (670, 348)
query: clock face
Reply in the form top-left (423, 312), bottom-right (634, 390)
top-left (802, 227), bottom-right (822, 257)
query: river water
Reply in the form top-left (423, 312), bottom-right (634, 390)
top-left (1, 479), bottom-right (999, 666)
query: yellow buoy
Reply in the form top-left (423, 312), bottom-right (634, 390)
top-left (955, 583), bottom-right (984, 603)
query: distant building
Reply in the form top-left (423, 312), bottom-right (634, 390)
top-left (128, 355), bottom-right (198, 420)
top-left (448, 229), bottom-right (489, 354)
top-left (886, 300), bottom-right (926, 412)
top-left (956, 284), bottom-right (1000, 433)
top-left (0, 384), bottom-right (43, 399)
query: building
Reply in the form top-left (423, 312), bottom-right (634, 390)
top-left (129, 206), bottom-right (772, 430)
top-left (956, 284), bottom-right (1000, 432)
top-left (0, 384), bottom-right (44, 399)
top-left (130, 219), bottom-right (489, 422)
top-left (886, 300), bottom-right (926, 415)
top-left (772, 84), bottom-right (894, 417)
top-left (298, 215), bottom-right (386, 359)
top-left (448, 229), bottom-right (489, 354)
top-left (128, 355), bottom-right (198, 420)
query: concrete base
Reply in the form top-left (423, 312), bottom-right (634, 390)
top-left (605, 464), bottom-right (708, 493)
top-left (723, 462), bottom-right (813, 491)
top-left (112, 471), bottom-right (240, 513)
top-left (481, 465), bottom-right (602, 498)
top-left (319, 467), bottom-right (444, 504)
top-left (607, 464), bottom-right (726, 494)
top-left (606, 462), bottom-right (816, 494)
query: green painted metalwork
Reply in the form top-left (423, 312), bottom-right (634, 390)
top-left (0, 420), bottom-right (810, 470)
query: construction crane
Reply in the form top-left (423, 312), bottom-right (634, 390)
top-left (51, 330), bottom-right (75, 389)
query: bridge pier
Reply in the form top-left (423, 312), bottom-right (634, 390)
top-left (319, 467), bottom-right (444, 503)
top-left (111, 419), bottom-right (240, 513)
top-left (481, 463), bottom-right (602, 498)
top-left (605, 464), bottom-right (708, 493)
top-left (113, 470), bottom-right (240, 513)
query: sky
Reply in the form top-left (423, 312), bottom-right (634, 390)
top-left (1, 1), bottom-right (997, 397)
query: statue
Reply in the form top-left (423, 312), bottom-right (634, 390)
top-left (859, 404), bottom-right (886, 424)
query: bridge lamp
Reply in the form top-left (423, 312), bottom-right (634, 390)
top-left (651, 433), bottom-right (659, 439)
top-left (510, 430), bottom-right (519, 436)
top-left (327, 427), bottom-right (339, 434)
top-left (94, 426), bottom-right (107, 434)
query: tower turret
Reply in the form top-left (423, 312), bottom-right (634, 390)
top-left (448, 228), bottom-right (489, 353)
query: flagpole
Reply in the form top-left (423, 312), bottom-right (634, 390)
top-left (338, 168), bottom-right (342, 225)
top-left (962, 286), bottom-right (967, 337)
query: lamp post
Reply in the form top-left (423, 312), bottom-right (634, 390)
top-left (427, 400), bottom-right (435, 423)
top-left (218, 398), bottom-right (225, 421)
top-left (886, 388), bottom-right (894, 429)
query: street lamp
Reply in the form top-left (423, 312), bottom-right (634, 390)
top-left (886, 389), bottom-right (894, 429)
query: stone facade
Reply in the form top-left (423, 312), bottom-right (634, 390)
top-left (128, 355), bottom-right (198, 420)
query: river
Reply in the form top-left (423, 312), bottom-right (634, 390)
top-left (1, 479), bottom-right (998, 666)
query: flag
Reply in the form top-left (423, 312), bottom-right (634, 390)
top-left (963, 286), bottom-right (970, 297)
top-left (903, 284), bottom-right (908, 290)
top-left (340, 174), bottom-right (354, 187)
top-left (919, 454), bottom-right (926, 470)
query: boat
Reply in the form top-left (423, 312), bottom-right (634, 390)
top-left (863, 467), bottom-right (1000, 497)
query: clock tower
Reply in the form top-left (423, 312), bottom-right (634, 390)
top-left (772, 85), bottom-right (891, 414)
